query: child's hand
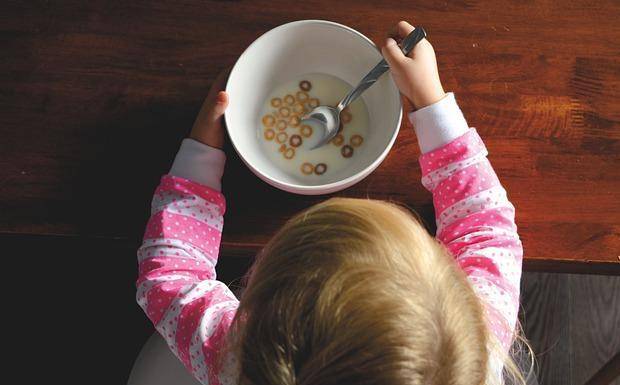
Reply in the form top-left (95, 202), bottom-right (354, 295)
top-left (381, 21), bottom-right (446, 110)
top-left (189, 70), bottom-right (229, 149)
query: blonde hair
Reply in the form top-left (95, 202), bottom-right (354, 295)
top-left (230, 198), bottom-right (532, 385)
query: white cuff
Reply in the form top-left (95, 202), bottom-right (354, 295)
top-left (408, 92), bottom-right (469, 153)
top-left (169, 139), bottom-right (226, 191)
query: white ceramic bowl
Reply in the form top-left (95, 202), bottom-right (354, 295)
top-left (225, 20), bottom-right (402, 195)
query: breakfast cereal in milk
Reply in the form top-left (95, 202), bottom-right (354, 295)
top-left (259, 73), bottom-right (370, 181)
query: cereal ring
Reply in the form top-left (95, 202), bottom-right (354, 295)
top-left (288, 115), bottom-right (301, 127)
top-left (350, 134), bottom-right (364, 147)
top-left (341, 110), bottom-right (352, 124)
top-left (262, 114), bottom-right (275, 127)
top-left (341, 145), bottom-right (354, 158)
top-left (300, 124), bottom-right (313, 138)
top-left (276, 120), bottom-right (287, 131)
top-left (289, 134), bottom-right (302, 147)
top-left (308, 98), bottom-right (320, 108)
top-left (330, 134), bottom-right (344, 146)
top-left (301, 162), bottom-right (314, 175)
top-left (292, 103), bottom-right (304, 114)
top-left (276, 132), bottom-right (288, 144)
top-left (284, 94), bottom-right (295, 105)
top-left (264, 128), bottom-right (275, 140)
top-left (299, 80), bottom-right (312, 91)
top-left (296, 91), bottom-right (309, 102)
top-left (270, 98), bottom-right (282, 108)
top-left (314, 163), bottom-right (327, 175)
top-left (279, 144), bottom-right (286, 152)
top-left (279, 106), bottom-right (290, 117)
top-left (284, 147), bottom-right (295, 159)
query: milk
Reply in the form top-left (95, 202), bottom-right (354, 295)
top-left (258, 73), bottom-right (370, 183)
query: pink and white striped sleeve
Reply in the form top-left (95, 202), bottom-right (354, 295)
top-left (136, 139), bottom-right (239, 385)
top-left (411, 93), bottom-right (523, 351)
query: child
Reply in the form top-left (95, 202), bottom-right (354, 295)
top-left (137, 21), bottom-right (531, 385)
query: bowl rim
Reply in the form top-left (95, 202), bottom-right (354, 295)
top-left (225, 19), bottom-right (403, 194)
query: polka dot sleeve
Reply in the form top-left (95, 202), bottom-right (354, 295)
top-left (419, 129), bottom-right (523, 352)
top-left (136, 175), bottom-right (239, 385)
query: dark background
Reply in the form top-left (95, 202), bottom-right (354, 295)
top-left (4, 234), bottom-right (618, 384)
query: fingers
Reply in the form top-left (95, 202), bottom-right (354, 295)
top-left (212, 91), bottom-right (228, 117)
top-left (205, 69), bottom-right (231, 121)
top-left (388, 20), bottom-right (415, 40)
top-left (206, 68), bottom-right (231, 102)
top-left (385, 21), bottom-right (432, 62)
top-left (381, 37), bottom-right (407, 69)
top-left (190, 68), bottom-right (230, 148)
top-left (205, 91), bottom-right (228, 131)
top-left (384, 21), bottom-right (421, 63)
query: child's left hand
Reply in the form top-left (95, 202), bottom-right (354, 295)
top-left (189, 70), bottom-right (230, 149)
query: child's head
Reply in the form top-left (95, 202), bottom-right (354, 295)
top-left (231, 198), bottom-right (522, 385)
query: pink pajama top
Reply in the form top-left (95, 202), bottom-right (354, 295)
top-left (137, 93), bottom-right (523, 384)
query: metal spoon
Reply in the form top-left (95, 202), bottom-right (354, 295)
top-left (302, 27), bottom-right (427, 149)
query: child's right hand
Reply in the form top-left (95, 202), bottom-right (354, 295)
top-left (381, 21), bottom-right (446, 110)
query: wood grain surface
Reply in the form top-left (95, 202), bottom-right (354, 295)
top-left (1, 0), bottom-right (619, 273)
top-left (520, 272), bottom-right (620, 384)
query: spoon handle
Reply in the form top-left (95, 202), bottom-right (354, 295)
top-left (337, 27), bottom-right (427, 111)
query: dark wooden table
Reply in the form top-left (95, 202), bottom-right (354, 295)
top-left (2, 0), bottom-right (619, 274)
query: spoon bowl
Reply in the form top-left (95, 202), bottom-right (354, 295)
top-left (302, 105), bottom-right (341, 149)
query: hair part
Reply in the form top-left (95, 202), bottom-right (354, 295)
top-left (229, 198), bottom-right (533, 385)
